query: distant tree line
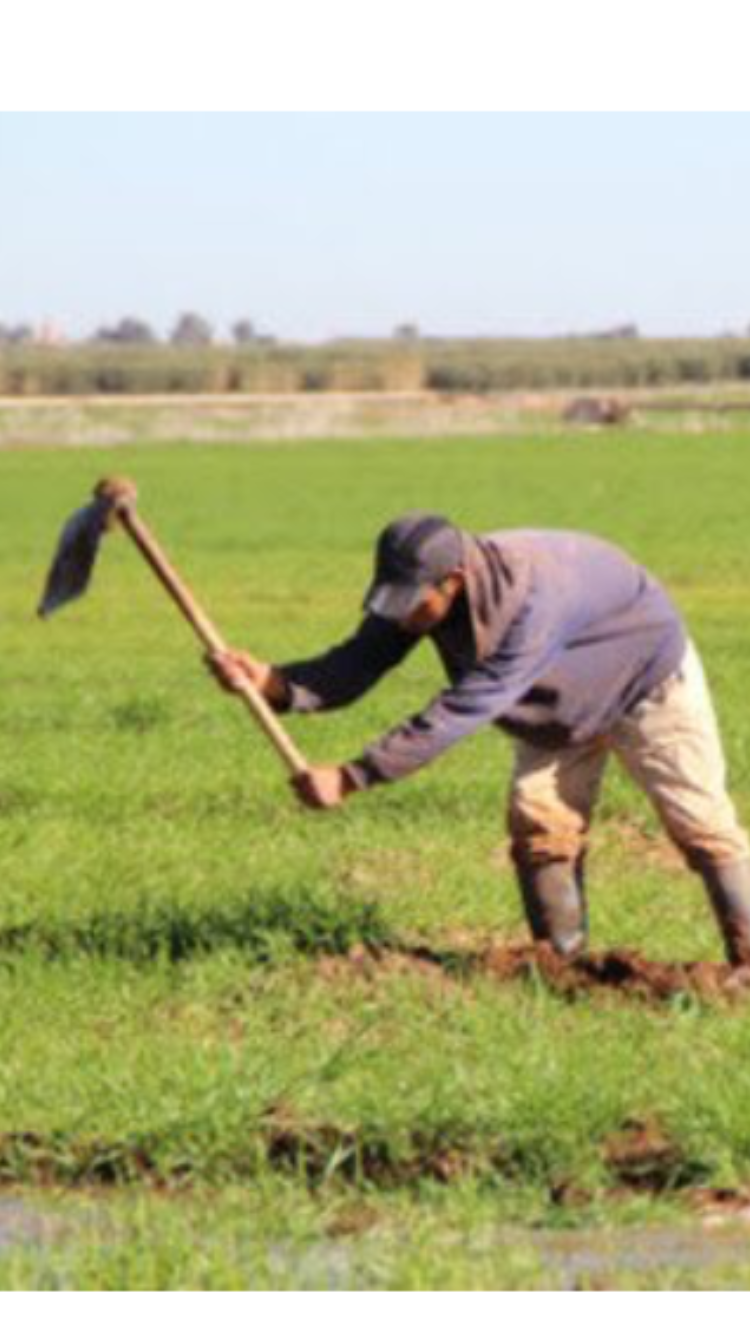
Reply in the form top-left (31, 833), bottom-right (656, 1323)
top-left (0, 323), bottom-right (35, 345)
top-left (0, 313), bottom-right (277, 348)
top-left (2, 329), bottom-right (750, 396)
top-left (75, 313), bottom-right (278, 347)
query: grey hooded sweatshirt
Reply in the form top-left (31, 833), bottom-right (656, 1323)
top-left (276, 530), bottom-right (687, 788)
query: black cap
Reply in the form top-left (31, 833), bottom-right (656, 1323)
top-left (364, 512), bottom-right (463, 621)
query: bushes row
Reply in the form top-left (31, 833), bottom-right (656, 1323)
top-left (2, 338), bottom-right (750, 396)
top-left (422, 338), bottom-right (750, 392)
top-left (0, 344), bottom-right (423, 396)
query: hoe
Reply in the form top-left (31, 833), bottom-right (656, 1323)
top-left (38, 477), bottom-right (309, 779)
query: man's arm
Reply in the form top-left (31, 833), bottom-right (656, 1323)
top-left (344, 599), bottom-right (560, 789)
top-left (276, 613), bottom-right (418, 713)
top-left (295, 601), bottom-right (559, 811)
top-left (206, 613), bottom-right (418, 714)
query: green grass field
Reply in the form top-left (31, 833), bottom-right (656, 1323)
top-left (2, 426), bottom-right (750, 1288)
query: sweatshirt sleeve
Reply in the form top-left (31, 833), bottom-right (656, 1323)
top-left (276, 613), bottom-right (419, 713)
top-left (345, 598), bottom-right (560, 788)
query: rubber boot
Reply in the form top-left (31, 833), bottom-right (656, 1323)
top-left (516, 861), bottom-right (588, 958)
top-left (700, 860), bottom-right (750, 966)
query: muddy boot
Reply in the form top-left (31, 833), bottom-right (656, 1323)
top-left (516, 861), bottom-right (588, 958)
top-left (700, 860), bottom-right (750, 966)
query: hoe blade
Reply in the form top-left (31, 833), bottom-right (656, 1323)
top-left (37, 497), bottom-right (110, 618)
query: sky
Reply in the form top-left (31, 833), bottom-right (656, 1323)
top-left (1, 113), bottom-right (749, 342)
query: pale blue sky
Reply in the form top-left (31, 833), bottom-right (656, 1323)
top-left (1, 113), bottom-right (749, 340)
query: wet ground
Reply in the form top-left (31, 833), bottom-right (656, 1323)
top-left (267, 1219), bottom-right (750, 1289)
top-left (2, 1191), bottom-right (750, 1288)
top-left (497, 1221), bottom-right (750, 1289)
top-left (0, 1197), bottom-right (66, 1250)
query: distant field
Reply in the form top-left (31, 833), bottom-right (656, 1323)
top-left (3, 386), bottom-right (750, 450)
top-left (2, 427), bottom-right (750, 1288)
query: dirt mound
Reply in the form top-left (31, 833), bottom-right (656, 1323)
top-left (478, 943), bottom-right (750, 1002)
top-left (563, 395), bottom-right (630, 425)
top-left (320, 941), bottom-right (750, 1004)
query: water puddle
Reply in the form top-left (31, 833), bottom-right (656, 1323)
top-left (495, 1222), bottom-right (750, 1288)
top-left (0, 1198), bottom-right (66, 1251)
top-left (3, 1193), bottom-right (750, 1288)
top-left (271, 1222), bottom-right (750, 1289)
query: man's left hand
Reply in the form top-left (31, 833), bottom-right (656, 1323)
top-left (291, 764), bottom-right (355, 811)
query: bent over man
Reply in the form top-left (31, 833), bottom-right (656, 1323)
top-left (209, 514), bottom-right (750, 965)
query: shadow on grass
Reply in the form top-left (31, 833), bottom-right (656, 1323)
top-left (0, 889), bottom-right (394, 965)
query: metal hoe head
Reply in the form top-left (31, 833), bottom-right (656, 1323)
top-left (37, 477), bottom-right (138, 618)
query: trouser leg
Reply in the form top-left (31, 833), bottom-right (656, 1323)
top-left (612, 641), bottom-right (750, 964)
top-left (507, 737), bottom-right (608, 956)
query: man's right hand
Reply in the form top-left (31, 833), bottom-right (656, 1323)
top-left (206, 649), bottom-right (287, 707)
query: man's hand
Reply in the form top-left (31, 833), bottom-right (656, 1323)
top-left (292, 764), bottom-right (356, 811)
top-left (206, 649), bottom-right (287, 706)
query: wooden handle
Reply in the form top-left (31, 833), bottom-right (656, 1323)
top-left (115, 502), bottom-right (309, 778)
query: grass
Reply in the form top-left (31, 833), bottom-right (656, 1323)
top-left (2, 425), bottom-right (750, 1287)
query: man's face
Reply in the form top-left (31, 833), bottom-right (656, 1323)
top-left (398, 571), bottom-right (465, 635)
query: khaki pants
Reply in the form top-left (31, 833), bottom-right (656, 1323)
top-left (508, 642), bottom-right (750, 872)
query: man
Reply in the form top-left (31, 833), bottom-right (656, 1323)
top-left (208, 513), bottom-right (750, 965)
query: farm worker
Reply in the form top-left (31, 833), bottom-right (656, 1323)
top-left (208, 514), bottom-right (750, 965)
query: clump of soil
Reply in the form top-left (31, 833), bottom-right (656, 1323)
top-left (692, 1187), bottom-right (750, 1225)
top-left (604, 1118), bottom-right (697, 1191)
top-left (317, 940), bottom-right (750, 1005)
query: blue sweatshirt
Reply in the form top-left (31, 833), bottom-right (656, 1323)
top-left (277, 530), bottom-right (687, 787)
